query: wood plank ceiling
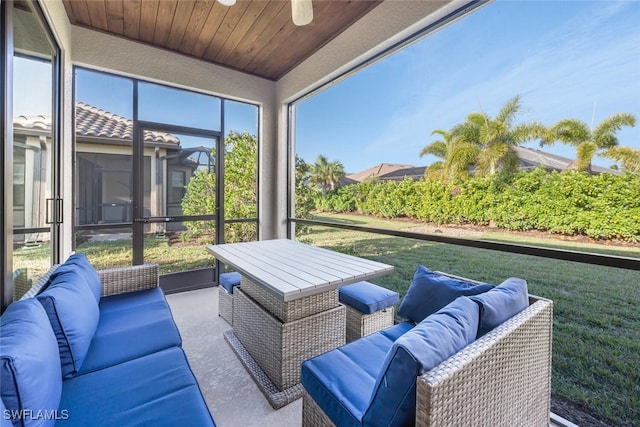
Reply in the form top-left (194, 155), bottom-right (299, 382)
top-left (62, 0), bottom-right (383, 81)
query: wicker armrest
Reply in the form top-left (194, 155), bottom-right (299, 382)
top-left (99, 264), bottom-right (159, 297)
top-left (416, 296), bottom-right (553, 427)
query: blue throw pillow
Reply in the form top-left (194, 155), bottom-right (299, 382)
top-left (397, 265), bottom-right (493, 324)
top-left (37, 268), bottom-right (100, 378)
top-left (363, 297), bottom-right (479, 426)
top-left (0, 299), bottom-right (62, 426)
top-left (56, 253), bottom-right (102, 303)
top-left (470, 277), bottom-right (529, 337)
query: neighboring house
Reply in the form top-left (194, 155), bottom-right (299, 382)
top-left (13, 102), bottom-right (209, 238)
top-left (344, 147), bottom-right (619, 186)
top-left (12, 114), bottom-right (52, 234)
top-left (346, 163), bottom-right (426, 183)
top-left (513, 146), bottom-right (620, 175)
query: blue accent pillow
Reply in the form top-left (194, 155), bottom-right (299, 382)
top-left (470, 277), bottom-right (529, 337)
top-left (0, 299), bottom-right (62, 425)
top-left (339, 281), bottom-right (399, 314)
top-left (363, 297), bottom-right (479, 426)
top-left (37, 268), bottom-right (100, 378)
top-left (397, 266), bottom-right (493, 324)
top-left (56, 253), bottom-right (102, 303)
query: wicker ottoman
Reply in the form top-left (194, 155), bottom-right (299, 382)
top-left (339, 281), bottom-right (399, 342)
top-left (233, 287), bottom-right (346, 390)
top-left (218, 272), bottom-right (241, 325)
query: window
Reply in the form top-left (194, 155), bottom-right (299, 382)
top-left (169, 170), bottom-right (185, 204)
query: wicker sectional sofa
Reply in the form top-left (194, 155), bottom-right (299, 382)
top-left (301, 268), bottom-right (553, 427)
top-left (0, 254), bottom-right (215, 426)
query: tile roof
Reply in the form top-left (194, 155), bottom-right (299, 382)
top-left (75, 102), bottom-right (179, 145)
top-left (14, 102), bottom-right (179, 145)
top-left (346, 163), bottom-right (418, 182)
top-left (13, 114), bottom-right (51, 132)
top-left (514, 146), bottom-right (618, 175)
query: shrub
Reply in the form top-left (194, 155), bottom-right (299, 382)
top-left (311, 169), bottom-right (640, 242)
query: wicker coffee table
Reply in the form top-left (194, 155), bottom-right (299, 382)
top-left (207, 239), bottom-right (394, 408)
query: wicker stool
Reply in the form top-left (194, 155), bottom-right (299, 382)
top-left (339, 281), bottom-right (399, 342)
top-left (218, 272), bottom-right (241, 325)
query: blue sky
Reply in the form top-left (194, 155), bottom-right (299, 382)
top-left (295, 0), bottom-right (640, 173)
top-left (15, 64), bottom-right (258, 140)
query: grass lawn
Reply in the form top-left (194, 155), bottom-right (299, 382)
top-left (299, 213), bottom-right (640, 427)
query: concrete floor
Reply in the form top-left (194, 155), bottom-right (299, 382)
top-left (166, 287), bottom-right (302, 427)
top-left (167, 287), bottom-right (573, 427)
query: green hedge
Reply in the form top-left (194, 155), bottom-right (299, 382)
top-left (313, 168), bottom-right (640, 241)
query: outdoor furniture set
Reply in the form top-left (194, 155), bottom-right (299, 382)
top-left (301, 266), bottom-right (554, 427)
top-left (0, 254), bottom-right (215, 426)
top-left (207, 239), bottom-right (396, 409)
top-left (211, 239), bottom-right (552, 425)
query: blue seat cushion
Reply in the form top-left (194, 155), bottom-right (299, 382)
top-left (219, 272), bottom-right (241, 293)
top-left (339, 282), bottom-right (399, 314)
top-left (0, 299), bottom-right (62, 426)
top-left (37, 268), bottom-right (100, 378)
top-left (301, 322), bottom-right (413, 427)
top-left (363, 297), bottom-right (479, 426)
top-left (398, 265), bottom-right (493, 324)
top-left (59, 347), bottom-right (216, 427)
top-left (78, 287), bottom-right (182, 374)
top-left (59, 253), bottom-right (102, 303)
top-left (470, 277), bottom-right (529, 337)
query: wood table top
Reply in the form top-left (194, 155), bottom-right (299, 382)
top-left (207, 239), bottom-right (394, 302)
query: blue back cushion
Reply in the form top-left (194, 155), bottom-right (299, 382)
top-left (470, 277), bottom-right (529, 336)
top-left (339, 281), bottom-right (399, 314)
top-left (0, 299), bottom-right (62, 426)
top-left (56, 253), bottom-right (101, 303)
top-left (398, 266), bottom-right (493, 324)
top-left (363, 297), bottom-right (479, 427)
top-left (37, 268), bottom-right (100, 378)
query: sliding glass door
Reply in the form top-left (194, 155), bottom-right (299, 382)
top-left (134, 126), bottom-right (221, 276)
top-left (2, 0), bottom-right (61, 308)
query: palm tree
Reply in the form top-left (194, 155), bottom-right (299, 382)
top-left (541, 113), bottom-right (636, 173)
top-left (420, 129), bottom-right (479, 182)
top-left (450, 95), bottom-right (546, 177)
top-left (602, 146), bottom-right (640, 174)
top-left (310, 155), bottom-right (345, 194)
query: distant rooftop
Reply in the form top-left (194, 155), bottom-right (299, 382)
top-left (345, 147), bottom-right (619, 184)
top-left (514, 146), bottom-right (619, 175)
top-left (346, 163), bottom-right (425, 182)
